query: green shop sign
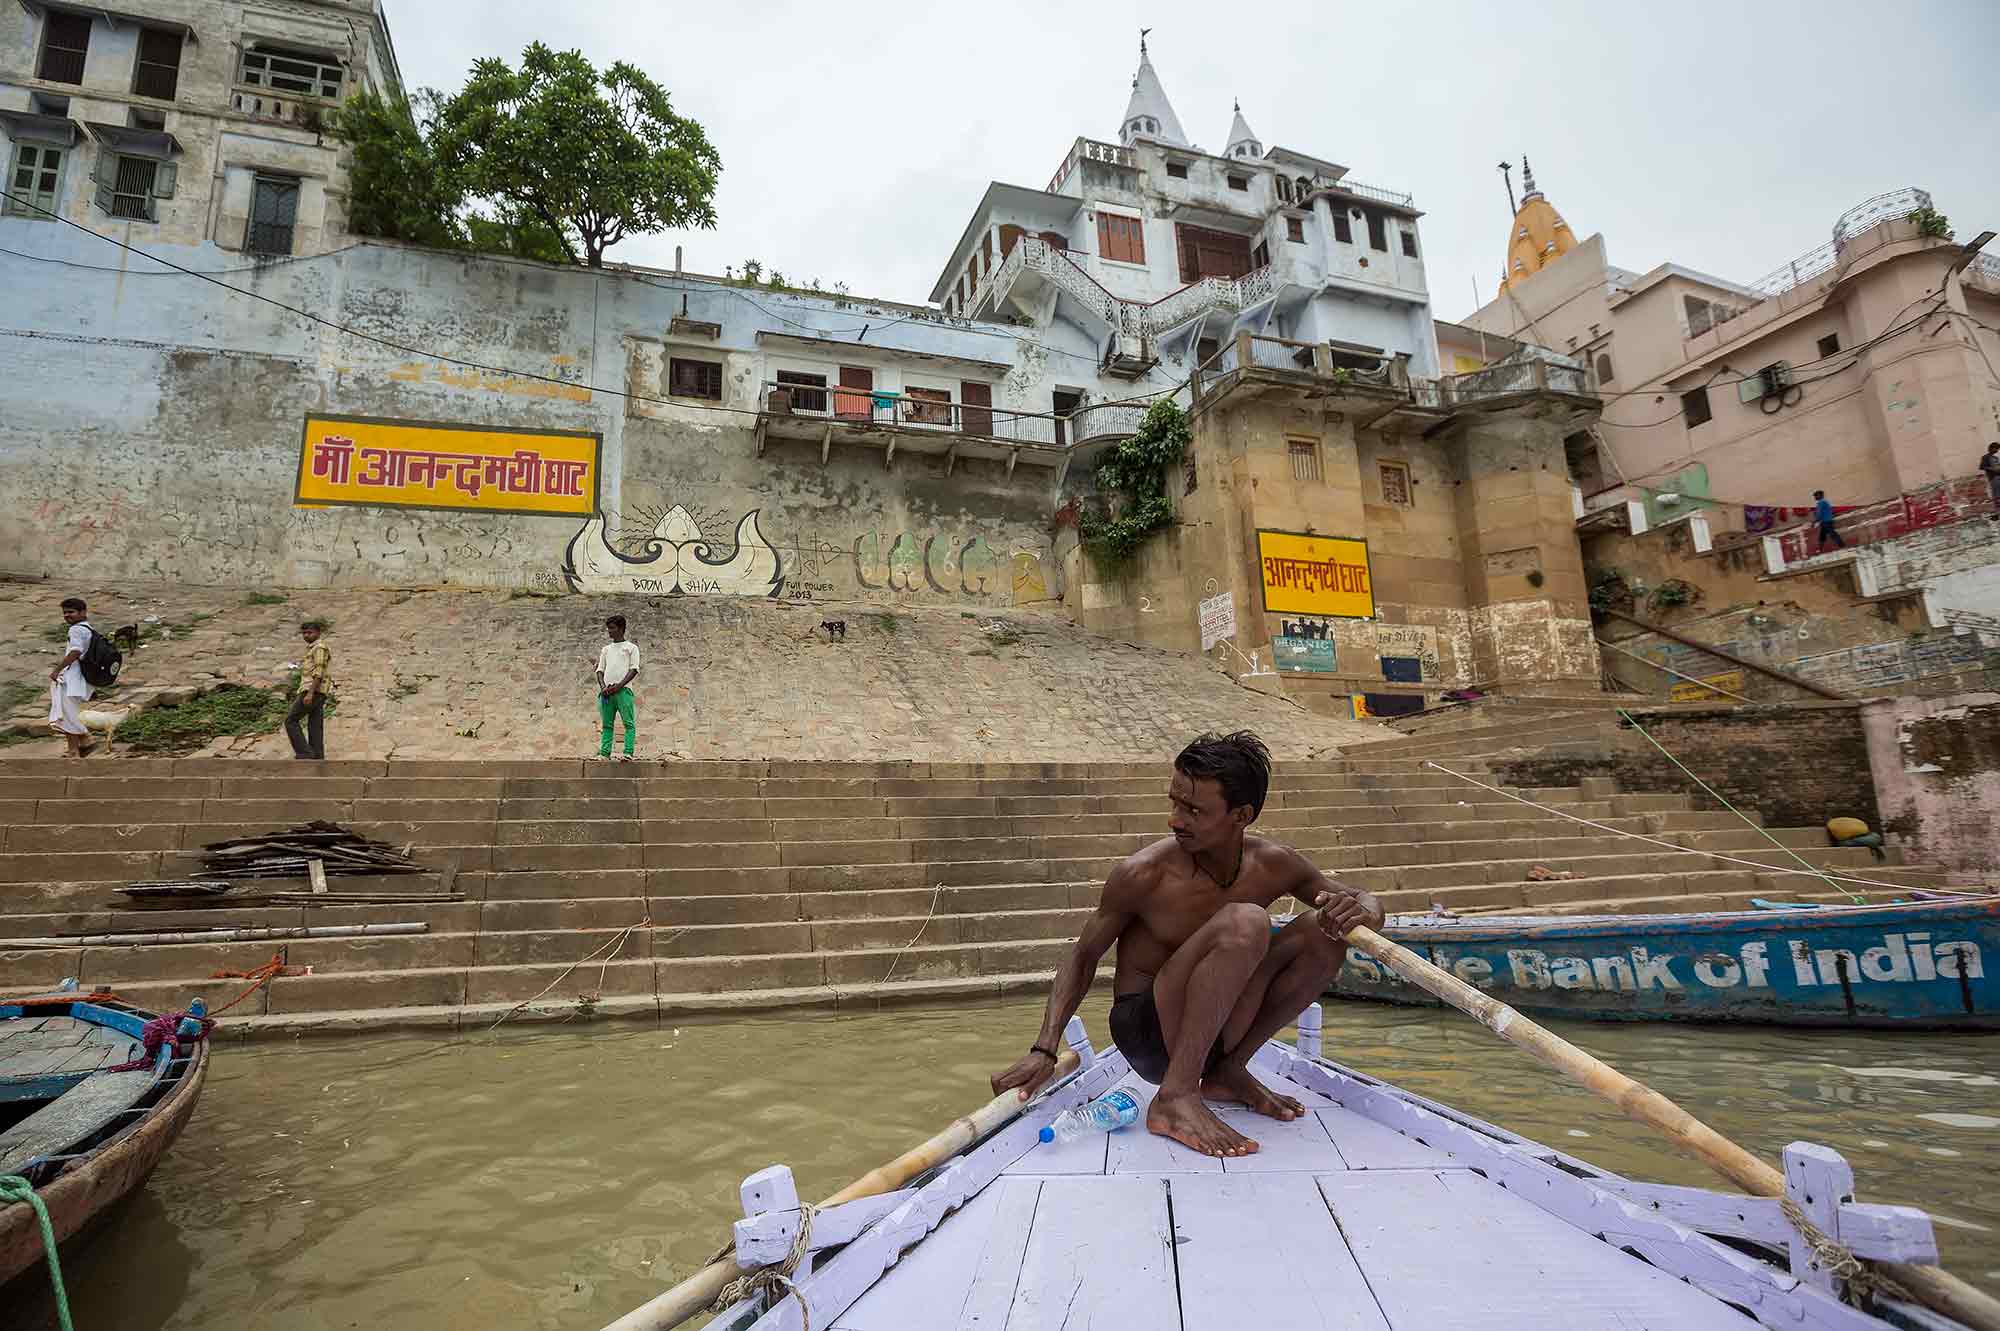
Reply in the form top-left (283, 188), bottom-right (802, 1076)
top-left (1273, 636), bottom-right (1337, 673)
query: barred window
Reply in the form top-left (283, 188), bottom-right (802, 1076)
top-left (94, 152), bottom-right (173, 222)
top-left (669, 357), bottom-right (723, 400)
top-left (1288, 439), bottom-right (1322, 483)
top-left (238, 45), bottom-right (344, 99)
top-left (1379, 461), bottom-right (1412, 506)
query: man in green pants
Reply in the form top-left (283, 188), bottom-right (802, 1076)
top-left (594, 614), bottom-right (640, 761)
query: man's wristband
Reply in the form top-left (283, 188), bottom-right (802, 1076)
top-left (1029, 1043), bottom-right (1059, 1062)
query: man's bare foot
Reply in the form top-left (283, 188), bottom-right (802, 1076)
top-left (1199, 1064), bottom-right (1305, 1121)
top-left (1147, 1089), bottom-right (1259, 1157)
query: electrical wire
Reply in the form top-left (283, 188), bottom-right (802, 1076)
top-left (0, 241), bottom-right (359, 275)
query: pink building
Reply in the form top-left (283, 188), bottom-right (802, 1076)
top-left (1461, 179), bottom-right (2000, 540)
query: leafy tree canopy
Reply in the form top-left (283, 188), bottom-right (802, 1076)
top-left (327, 45), bottom-right (720, 268)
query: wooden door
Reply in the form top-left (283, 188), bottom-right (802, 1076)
top-left (960, 382), bottom-right (993, 437)
top-left (835, 365), bottom-right (874, 420)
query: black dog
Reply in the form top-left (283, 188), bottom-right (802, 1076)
top-left (819, 620), bottom-right (846, 642)
top-left (112, 624), bottom-right (141, 651)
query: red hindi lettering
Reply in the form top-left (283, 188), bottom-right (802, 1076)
top-left (310, 435), bottom-right (354, 486)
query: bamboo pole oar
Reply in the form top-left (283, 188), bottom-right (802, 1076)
top-left (1345, 925), bottom-right (2000, 1331)
top-left (601, 1046), bottom-right (1083, 1331)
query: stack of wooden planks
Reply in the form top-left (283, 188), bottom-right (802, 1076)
top-left (196, 821), bottom-right (424, 878)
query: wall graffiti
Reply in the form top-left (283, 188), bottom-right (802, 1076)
top-left (563, 506), bottom-right (784, 596)
top-left (852, 530), bottom-right (1007, 598)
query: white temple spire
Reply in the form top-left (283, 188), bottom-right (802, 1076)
top-left (1224, 99), bottom-right (1261, 159)
top-left (1119, 31), bottom-right (1189, 148)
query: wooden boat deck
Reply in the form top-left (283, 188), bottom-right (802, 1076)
top-left (699, 1012), bottom-right (1958, 1331)
top-left (832, 1066), bottom-right (1747, 1330)
top-left (0, 1014), bottom-right (142, 1102)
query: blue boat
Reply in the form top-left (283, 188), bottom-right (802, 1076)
top-left (1, 985), bottom-right (210, 1290)
top-left (1328, 896), bottom-right (2000, 1027)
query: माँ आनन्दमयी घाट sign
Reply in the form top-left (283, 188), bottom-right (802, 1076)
top-left (294, 413), bottom-right (601, 518)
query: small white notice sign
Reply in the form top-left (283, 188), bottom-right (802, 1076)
top-left (1198, 591), bottom-right (1236, 650)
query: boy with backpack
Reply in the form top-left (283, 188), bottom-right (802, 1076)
top-left (48, 595), bottom-right (118, 757)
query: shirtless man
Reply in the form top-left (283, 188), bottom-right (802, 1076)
top-left (990, 731), bottom-right (1383, 1157)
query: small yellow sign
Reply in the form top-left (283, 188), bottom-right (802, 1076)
top-left (293, 413), bottom-right (600, 518)
top-left (1257, 530), bottom-right (1375, 618)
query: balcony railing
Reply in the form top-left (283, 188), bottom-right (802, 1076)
top-left (1047, 137), bottom-right (1136, 194)
top-left (758, 380), bottom-right (1156, 451)
top-left (977, 238), bottom-right (1144, 336)
top-left (1321, 177), bottom-right (1415, 209)
top-left (1748, 187), bottom-right (1935, 299)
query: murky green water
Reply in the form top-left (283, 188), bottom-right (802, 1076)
top-left (28, 997), bottom-right (2000, 1329)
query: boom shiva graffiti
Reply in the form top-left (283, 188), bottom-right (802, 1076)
top-left (560, 506), bottom-right (1056, 604)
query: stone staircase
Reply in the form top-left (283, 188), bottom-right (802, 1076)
top-left (0, 753), bottom-right (1945, 1035)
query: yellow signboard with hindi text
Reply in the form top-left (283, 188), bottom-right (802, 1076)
top-left (294, 413), bottom-right (601, 518)
top-left (1256, 529), bottom-right (1375, 618)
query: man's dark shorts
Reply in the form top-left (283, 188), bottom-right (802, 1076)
top-left (1110, 987), bottom-right (1226, 1086)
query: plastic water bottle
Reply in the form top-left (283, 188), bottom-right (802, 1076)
top-left (1040, 1088), bottom-right (1141, 1143)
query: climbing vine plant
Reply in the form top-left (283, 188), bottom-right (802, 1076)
top-left (1078, 399), bottom-right (1191, 569)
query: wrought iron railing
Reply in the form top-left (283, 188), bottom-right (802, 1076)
top-left (1747, 187), bottom-right (1936, 299)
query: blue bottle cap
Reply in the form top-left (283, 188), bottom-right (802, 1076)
top-left (1038, 1126), bottom-right (1055, 1143)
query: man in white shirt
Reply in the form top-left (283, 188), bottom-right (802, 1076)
top-left (595, 615), bottom-right (640, 761)
top-left (47, 596), bottom-right (97, 758)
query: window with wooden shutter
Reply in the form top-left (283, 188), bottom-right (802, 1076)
top-left (1176, 224), bottom-right (1253, 283)
top-left (1366, 211), bottom-right (1388, 251)
top-left (1286, 216), bottom-right (1305, 243)
top-left (245, 173), bottom-right (297, 254)
top-left (1096, 212), bottom-right (1144, 265)
top-left (4, 143), bottom-right (65, 219)
top-left (1331, 209), bottom-right (1352, 244)
top-left (1252, 240), bottom-right (1270, 269)
top-left (96, 152), bottom-right (162, 221)
top-left (1399, 228), bottom-right (1418, 258)
top-left (669, 358), bottom-right (723, 401)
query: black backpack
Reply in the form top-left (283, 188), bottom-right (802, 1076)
top-left (79, 626), bottom-right (122, 687)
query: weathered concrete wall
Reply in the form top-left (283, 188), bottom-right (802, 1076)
top-left (1491, 703), bottom-right (1880, 835)
top-left (1861, 693), bottom-right (2000, 873)
top-left (0, 234), bottom-right (1068, 611)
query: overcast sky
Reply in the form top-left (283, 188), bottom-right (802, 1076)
top-left (384, 0), bottom-right (2000, 322)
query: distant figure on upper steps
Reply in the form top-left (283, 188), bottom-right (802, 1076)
top-left (595, 615), bottom-right (641, 762)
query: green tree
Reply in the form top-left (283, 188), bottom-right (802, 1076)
top-left (323, 90), bottom-right (464, 248)
top-left (434, 43), bottom-right (721, 267)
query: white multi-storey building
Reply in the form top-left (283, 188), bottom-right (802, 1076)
top-left (931, 35), bottom-right (1438, 414)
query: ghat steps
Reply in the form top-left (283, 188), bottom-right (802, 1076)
top-left (0, 756), bottom-right (1941, 1035)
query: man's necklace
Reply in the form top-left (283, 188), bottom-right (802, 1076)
top-left (1194, 843), bottom-right (1244, 892)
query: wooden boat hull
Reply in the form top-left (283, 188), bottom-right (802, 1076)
top-left (0, 1001), bottom-right (209, 1289)
top-left (1329, 897), bottom-right (2000, 1027)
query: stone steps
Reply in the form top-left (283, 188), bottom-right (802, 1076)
top-left (0, 753), bottom-right (1946, 1033)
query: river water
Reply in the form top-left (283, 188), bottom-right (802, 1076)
top-left (33, 997), bottom-right (2000, 1329)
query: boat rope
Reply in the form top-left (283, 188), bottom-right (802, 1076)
top-left (877, 883), bottom-right (946, 986)
top-left (209, 952), bottom-right (293, 1015)
top-left (1615, 709), bottom-right (1863, 903)
top-left (1421, 762), bottom-right (1939, 896)
top-left (0, 1174), bottom-right (74, 1331)
top-left (484, 916), bottom-right (651, 1033)
top-left (1779, 1195), bottom-right (1921, 1310)
top-left (709, 1202), bottom-right (818, 1331)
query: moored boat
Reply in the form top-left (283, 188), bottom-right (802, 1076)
top-left (1330, 895), bottom-right (2000, 1027)
top-left (0, 984), bottom-right (210, 1290)
top-left (603, 1010), bottom-right (1985, 1331)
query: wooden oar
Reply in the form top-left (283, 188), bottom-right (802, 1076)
top-left (1345, 925), bottom-right (2000, 1331)
top-left (601, 1046), bottom-right (1082, 1331)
